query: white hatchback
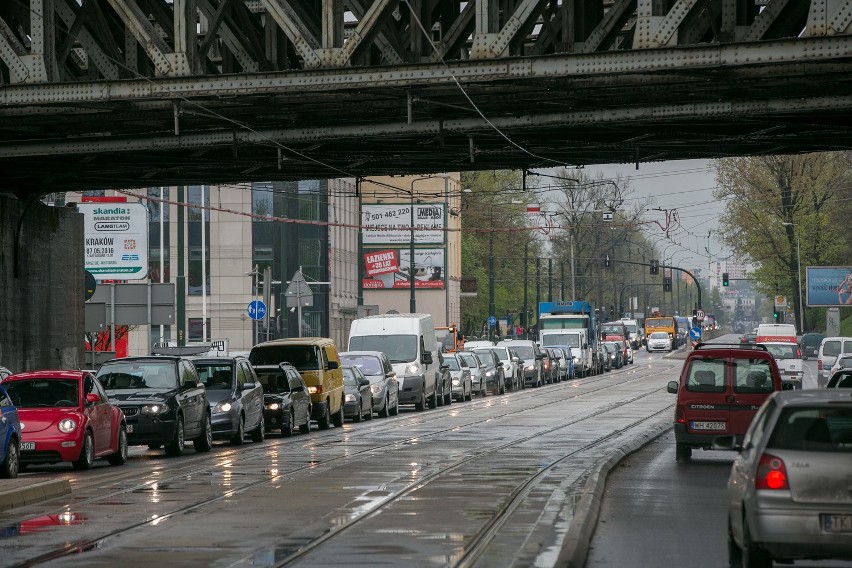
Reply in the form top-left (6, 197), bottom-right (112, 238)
top-left (760, 342), bottom-right (803, 389)
top-left (646, 331), bottom-right (672, 352)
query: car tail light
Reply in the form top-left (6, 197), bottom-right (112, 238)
top-left (674, 406), bottom-right (685, 425)
top-left (818, 359), bottom-right (823, 371)
top-left (755, 453), bottom-right (789, 490)
top-left (796, 349), bottom-right (801, 358)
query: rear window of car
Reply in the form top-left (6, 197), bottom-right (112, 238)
top-left (685, 359), bottom-right (726, 393)
top-left (823, 340), bottom-right (841, 357)
top-left (732, 358), bottom-right (774, 393)
top-left (764, 344), bottom-right (798, 360)
top-left (767, 407), bottom-right (852, 452)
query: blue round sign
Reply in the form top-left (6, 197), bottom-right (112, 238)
top-left (689, 326), bottom-right (702, 340)
top-left (487, 315), bottom-right (497, 328)
top-left (248, 300), bottom-right (267, 321)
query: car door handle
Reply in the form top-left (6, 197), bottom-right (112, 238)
top-left (726, 395), bottom-right (736, 403)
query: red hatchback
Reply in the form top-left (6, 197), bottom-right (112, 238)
top-left (3, 370), bottom-right (128, 470)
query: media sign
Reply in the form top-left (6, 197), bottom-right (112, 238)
top-left (79, 202), bottom-right (149, 280)
top-left (361, 203), bottom-right (445, 244)
top-left (362, 248), bottom-right (445, 290)
top-left (806, 266), bottom-right (852, 307)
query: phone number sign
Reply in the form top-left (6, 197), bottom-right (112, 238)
top-left (361, 203), bottom-right (445, 245)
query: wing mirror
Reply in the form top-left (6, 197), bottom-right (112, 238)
top-left (358, 378), bottom-right (370, 387)
top-left (327, 361), bottom-right (339, 370)
top-left (666, 380), bottom-right (678, 394)
top-left (85, 392), bottom-right (100, 405)
top-left (421, 351), bottom-right (433, 365)
top-left (241, 382), bottom-right (256, 390)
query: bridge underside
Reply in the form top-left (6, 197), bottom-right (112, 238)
top-left (2, 1), bottom-right (852, 194)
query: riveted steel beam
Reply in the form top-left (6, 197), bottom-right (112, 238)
top-left (197, 0), bottom-right (260, 72)
top-left (428, 0), bottom-right (475, 62)
top-left (105, 0), bottom-right (173, 75)
top-left (582, 0), bottom-right (637, 53)
top-left (652, 0), bottom-right (699, 47)
top-left (347, 0), bottom-right (403, 65)
top-left (333, 0), bottom-right (395, 67)
top-left (261, 0), bottom-right (321, 68)
top-left (0, 17), bottom-right (29, 83)
top-left (54, 0), bottom-right (119, 80)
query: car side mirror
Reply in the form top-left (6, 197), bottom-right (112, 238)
top-left (421, 352), bottom-right (433, 365)
top-left (327, 360), bottom-right (339, 370)
top-left (535, 354), bottom-right (545, 360)
top-left (85, 392), bottom-right (100, 404)
top-left (386, 371), bottom-right (396, 378)
top-left (583, 343), bottom-right (588, 349)
top-left (666, 380), bottom-right (678, 394)
top-left (291, 385), bottom-right (305, 392)
top-left (359, 378), bottom-right (370, 387)
top-left (182, 380), bottom-right (199, 390)
top-left (242, 382), bottom-right (256, 390)
top-left (440, 364), bottom-right (449, 372)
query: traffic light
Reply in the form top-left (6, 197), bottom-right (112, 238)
top-left (773, 310), bottom-right (779, 320)
top-left (604, 254), bottom-right (610, 268)
top-left (663, 276), bottom-right (672, 292)
top-left (650, 259), bottom-right (659, 275)
top-left (722, 272), bottom-right (729, 286)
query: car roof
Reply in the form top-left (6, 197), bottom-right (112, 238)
top-left (189, 356), bottom-right (245, 363)
top-left (339, 351), bottom-right (385, 358)
top-left (101, 356), bottom-right (183, 363)
top-left (4, 370), bottom-right (89, 381)
top-left (253, 337), bottom-right (335, 347)
top-left (770, 389), bottom-right (852, 407)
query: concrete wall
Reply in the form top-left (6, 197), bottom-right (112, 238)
top-left (0, 196), bottom-right (84, 372)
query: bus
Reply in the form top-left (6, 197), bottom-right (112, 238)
top-left (644, 316), bottom-right (676, 346)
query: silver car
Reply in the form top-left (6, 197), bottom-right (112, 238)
top-left (445, 353), bottom-right (472, 402)
top-left (457, 351), bottom-right (486, 397)
top-left (717, 390), bottom-right (852, 566)
top-left (339, 351), bottom-right (399, 418)
top-left (646, 331), bottom-right (672, 352)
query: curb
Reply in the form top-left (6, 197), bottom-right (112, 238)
top-left (555, 417), bottom-right (673, 568)
top-left (0, 480), bottom-right (72, 512)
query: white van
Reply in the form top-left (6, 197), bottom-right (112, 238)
top-left (818, 337), bottom-right (852, 383)
top-left (348, 313), bottom-right (442, 410)
top-left (755, 323), bottom-right (797, 344)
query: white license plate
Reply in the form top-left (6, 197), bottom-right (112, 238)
top-left (691, 421), bottom-right (726, 431)
top-left (125, 425), bottom-right (133, 434)
top-left (822, 514), bottom-right (852, 533)
top-left (21, 442), bottom-right (35, 451)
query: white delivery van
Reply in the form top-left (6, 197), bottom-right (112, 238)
top-left (348, 313), bottom-right (441, 411)
top-left (755, 323), bottom-right (797, 344)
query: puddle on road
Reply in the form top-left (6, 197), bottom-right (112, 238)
top-left (0, 512), bottom-right (86, 539)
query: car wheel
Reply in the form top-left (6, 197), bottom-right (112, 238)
top-left (365, 403), bottom-right (373, 420)
top-left (479, 381), bottom-right (486, 397)
top-left (465, 384), bottom-right (472, 401)
top-left (444, 387), bottom-right (452, 406)
top-left (282, 409), bottom-right (294, 437)
top-left (107, 427), bottom-right (128, 466)
top-left (332, 399), bottom-right (345, 427)
top-left (318, 402), bottom-right (331, 430)
top-left (354, 401), bottom-right (363, 422)
top-left (390, 394), bottom-right (399, 416)
top-left (415, 389), bottom-right (426, 411)
top-left (1, 439), bottom-right (19, 479)
top-left (193, 413), bottom-right (213, 452)
top-left (73, 431), bottom-right (95, 470)
top-left (428, 387), bottom-right (438, 409)
top-left (379, 395), bottom-right (390, 418)
top-left (165, 417), bottom-right (185, 456)
top-left (298, 411), bottom-right (311, 434)
top-left (727, 517), bottom-right (743, 566)
top-left (675, 443), bottom-right (692, 464)
top-left (230, 416), bottom-right (245, 446)
top-left (742, 515), bottom-right (772, 568)
top-left (251, 414), bottom-right (265, 443)
top-left (436, 384), bottom-right (444, 406)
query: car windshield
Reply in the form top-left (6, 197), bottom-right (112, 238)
top-left (342, 368), bottom-right (358, 386)
top-left (194, 364), bottom-right (233, 390)
top-left (445, 357), bottom-right (461, 371)
top-left (763, 344), bottom-right (798, 360)
top-left (650, 332), bottom-right (669, 339)
top-left (823, 340), bottom-right (841, 357)
top-left (250, 345), bottom-right (322, 371)
top-left (509, 345), bottom-right (534, 358)
top-left (4, 379), bottom-right (78, 408)
top-left (254, 367), bottom-right (289, 393)
top-left (836, 356), bottom-right (852, 369)
top-left (348, 335), bottom-right (417, 363)
top-left (767, 406), bottom-right (852, 452)
top-left (542, 334), bottom-right (580, 348)
top-left (97, 361), bottom-right (177, 389)
top-left (339, 355), bottom-right (382, 376)
top-left (459, 354), bottom-right (477, 368)
top-left (828, 373), bottom-right (852, 388)
top-left (474, 354), bottom-right (489, 367)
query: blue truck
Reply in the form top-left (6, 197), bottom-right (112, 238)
top-left (537, 301), bottom-right (602, 377)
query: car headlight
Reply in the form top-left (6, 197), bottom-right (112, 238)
top-left (307, 386), bottom-right (318, 394)
top-left (526, 365), bottom-right (534, 371)
top-left (406, 363), bottom-right (420, 375)
top-left (370, 384), bottom-right (381, 395)
top-left (485, 370), bottom-right (495, 377)
top-left (141, 403), bottom-right (169, 415)
top-left (452, 378), bottom-right (460, 386)
top-left (214, 401), bottom-right (232, 413)
top-left (266, 402), bottom-right (280, 411)
top-left (345, 393), bottom-right (356, 402)
top-left (58, 418), bottom-right (77, 433)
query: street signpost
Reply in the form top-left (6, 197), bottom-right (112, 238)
top-left (695, 309), bottom-right (705, 322)
top-left (487, 315), bottom-right (497, 328)
top-left (247, 300), bottom-right (267, 321)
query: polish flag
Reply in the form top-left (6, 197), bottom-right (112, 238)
top-left (527, 203), bottom-right (541, 214)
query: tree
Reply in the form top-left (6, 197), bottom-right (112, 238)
top-left (714, 153), bottom-right (852, 331)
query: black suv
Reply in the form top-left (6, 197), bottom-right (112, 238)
top-left (97, 356), bottom-right (212, 457)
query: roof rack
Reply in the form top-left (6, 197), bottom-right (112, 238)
top-left (694, 342), bottom-right (768, 351)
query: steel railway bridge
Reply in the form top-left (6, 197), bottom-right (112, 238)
top-left (2, 0), bottom-right (852, 195)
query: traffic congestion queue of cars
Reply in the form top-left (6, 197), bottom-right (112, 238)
top-left (670, 334), bottom-right (852, 566)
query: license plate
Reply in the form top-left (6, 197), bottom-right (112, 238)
top-left (125, 425), bottom-right (133, 434)
top-left (21, 442), bottom-right (35, 451)
top-left (822, 514), bottom-right (852, 533)
top-left (691, 421), bottom-right (726, 431)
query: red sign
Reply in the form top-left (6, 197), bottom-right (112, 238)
top-left (361, 278), bottom-right (444, 289)
top-left (527, 203), bottom-right (541, 214)
top-left (364, 250), bottom-right (399, 277)
top-left (81, 196), bottom-right (128, 202)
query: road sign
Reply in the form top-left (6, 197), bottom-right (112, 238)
top-left (487, 315), bottom-right (497, 328)
top-left (248, 300), bottom-right (267, 321)
top-left (689, 326), bottom-right (703, 341)
top-left (695, 309), bottom-right (705, 322)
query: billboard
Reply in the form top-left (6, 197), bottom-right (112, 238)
top-left (79, 202), bottom-right (149, 280)
top-left (806, 266), bottom-right (852, 307)
top-left (361, 203), bottom-right (445, 244)
top-left (362, 248), bottom-right (445, 289)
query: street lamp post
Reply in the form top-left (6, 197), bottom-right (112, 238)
top-left (782, 222), bottom-right (805, 333)
top-left (489, 206), bottom-right (495, 341)
top-left (409, 176), bottom-right (434, 313)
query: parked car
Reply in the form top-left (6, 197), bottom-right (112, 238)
top-left (539, 348), bottom-right (556, 384)
top-left (445, 353), bottom-right (472, 402)
top-left (817, 336), bottom-right (852, 384)
top-left (0, 384), bottom-right (21, 478)
top-left (646, 331), bottom-right (672, 352)
top-left (191, 356), bottom-right (265, 445)
top-left (600, 343), bottom-right (614, 372)
top-left (759, 342), bottom-right (804, 389)
top-left (339, 351), bottom-right (399, 418)
top-left (666, 343), bottom-right (787, 463)
top-left (799, 332), bottom-right (824, 360)
top-left (828, 354), bottom-right (852, 377)
top-left (740, 332), bottom-right (757, 345)
top-left (545, 348), bottom-right (564, 383)
top-left (471, 348), bottom-right (506, 395)
top-left (496, 340), bottom-right (543, 388)
top-left (435, 351), bottom-right (453, 407)
top-left (488, 346), bottom-right (523, 391)
top-left (463, 340), bottom-right (495, 350)
top-left (716, 390), bottom-right (852, 566)
top-left (457, 351), bottom-right (487, 397)
top-left (252, 363), bottom-right (311, 436)
top-left (553, 347), bottom-right (574, 380)
top-left (342, 366), bottom-right (373, 422)
top-left (605, 342), bottom-right (625, 369)
top-left (96, 356), bottom-right (212, 457)
top-left (826, 369), bottom-right (852, 388)
top-left (250, 338), bottom-right (344, 430)
top-left (5, 370), bottom-right (127, 469)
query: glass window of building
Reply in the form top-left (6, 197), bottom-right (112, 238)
top-left (187, 185), bottom-right (210, 295)
top-left (147, 187), bottom-right (170, 283)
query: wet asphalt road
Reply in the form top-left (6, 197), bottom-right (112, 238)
top-left (586, 356), bottom-right (852, 568)
top-left (0, 350), bottom-right (678, 568)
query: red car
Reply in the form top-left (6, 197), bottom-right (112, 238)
top-left (3, 370), bottom-right (128, 470)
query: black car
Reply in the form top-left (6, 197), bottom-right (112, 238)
top-left (342, 366), bottom-right (373, 422)
top-left (471, 348), bottom-right (506, 395)
top-left (191, 356), bottom-right (265, 445)
top-left (97, 356), bottom-right (212, 457)
top-left (252, 363), bottom-right (312, 436)
top-left (800, 332), bottom-right (824, 360)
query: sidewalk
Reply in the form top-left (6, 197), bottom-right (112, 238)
top-left (0, 478), bottom-right (72, 512)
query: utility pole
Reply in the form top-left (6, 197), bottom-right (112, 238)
top-left (548, 257), bottom-right (553, 302)
top-left (522, 241), bottom-right (529, 339)
top-left (536, 258), bottom-right (541, 334)
top-left (488, 206), bottom-right (495, 341)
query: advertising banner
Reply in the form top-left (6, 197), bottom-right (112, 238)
top-left (806, 266), bottom-right (852, 307)
top-left (79, 202), bottom-right (149, 280)
top-left (361, 203), bottom-right (445, 244)
top-left (362, 248), bottom-right (445, 290)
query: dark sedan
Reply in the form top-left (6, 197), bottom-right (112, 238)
top-left (191, 356), bottom-right (265, 445)
top-left (339, 351), bottom-right (399, 418)
top-left (253, 364), bottom-right (312, 436)
top-left (97, 356), bottom-right (212, 457)
top-left (343, 366), bottom-right (373, 422)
